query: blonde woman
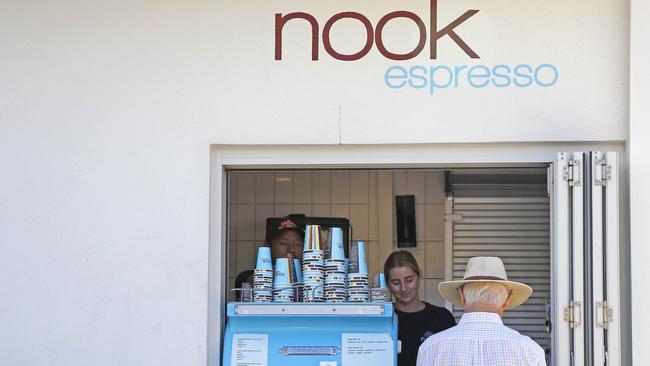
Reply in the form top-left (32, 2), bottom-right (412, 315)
top-left (384, 251), bottom-right (456, 366)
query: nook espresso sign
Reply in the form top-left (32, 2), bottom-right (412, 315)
top-left (274, 0), bottom-right (558, 94)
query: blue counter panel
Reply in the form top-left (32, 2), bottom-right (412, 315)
top-left (222, 303), bottom-right (398, 366)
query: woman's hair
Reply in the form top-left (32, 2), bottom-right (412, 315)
top-left (384, 250), bottom-right (421, 281)
top-left (462, 282), bottom-right (509, 307)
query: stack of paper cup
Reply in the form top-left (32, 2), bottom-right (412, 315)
top-left (253, 247), bottom-right (273, 302)
top-left (324, 260), bottom-right (347, 302)
top-left (347, 241), bottom-right (369, 302)
top-left (292, 258), bottom-right (303, 302)
top-left (347, 273), bottom-right (369, 302)
top-left (302, 250), bottom-right (324, 302)
top-left (302, 225), bottom-right (325, 302)
top-left (324, 228), bottom-right (346, 302)
top-left (273, 258), bottom-right (294, 302)
top-left (293, 258), bottom-right (302, 284)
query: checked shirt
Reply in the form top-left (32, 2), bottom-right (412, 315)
top-left (416, 312), bottom-right (546, 366)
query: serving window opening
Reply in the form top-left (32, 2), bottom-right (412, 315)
top-left (224, 167), bottom-right (552, 363)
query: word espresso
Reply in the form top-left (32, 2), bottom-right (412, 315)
top-left (385, 63), bottom-right (559, 94)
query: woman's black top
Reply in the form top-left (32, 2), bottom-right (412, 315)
top-left (394, 302), bottom-right (456, 366)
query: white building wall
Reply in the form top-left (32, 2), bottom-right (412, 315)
top-left (0, 2), bottom-right (218, 364)
top-left (0, 0), bottom-right (643, 365)
top-left (629, 0), bottom-right (650, 363)
top-left (215, 0), bottom-right (627, 144)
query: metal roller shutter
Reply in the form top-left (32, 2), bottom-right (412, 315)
top-left (447, 169), bottom-right (551, 353)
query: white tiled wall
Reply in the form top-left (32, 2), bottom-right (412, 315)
top-left (227, 170), bottom-right (447, 306)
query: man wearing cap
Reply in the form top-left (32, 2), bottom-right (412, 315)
top-left (269, 218), bottom-right (304, 261)
top-left (233, 218), bottom-right (304, 300)
top-left (416, 256), bottom-right (546, 366)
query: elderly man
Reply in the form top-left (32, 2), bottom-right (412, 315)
top-left (416, 256), bottom-right (546, 366)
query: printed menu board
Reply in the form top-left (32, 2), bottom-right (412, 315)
top-left (342, 333), bottom-right (393, 366)
top-left (231, 334), bottom-right (268, 366)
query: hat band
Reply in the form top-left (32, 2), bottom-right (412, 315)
top-left (463, 275), bottom-right (507, 281)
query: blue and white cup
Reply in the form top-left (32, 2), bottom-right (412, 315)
top-left (293, 258), bottom-right (302, 283)
top-left (274, 258), bottom-right (291, 287)
top-left (256, 247), bottom-right (273, 271)
top-left (253, 247), bottom-right (274, 294)
top-left (274, 258), bottom-right (295, 302)
top-left (304, 224), bottom-right (322, 251)
top-left (330, 227), bottom-right (345, 259)
top-left (357, 241), bottom-right (368, 274)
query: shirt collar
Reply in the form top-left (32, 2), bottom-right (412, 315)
top-left (458, 312), bottom-right (503, 325)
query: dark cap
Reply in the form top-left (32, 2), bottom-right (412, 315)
top-left (268, 218), bottom-right (305, 243)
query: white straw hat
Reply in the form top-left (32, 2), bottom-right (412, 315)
top-left (438, 256), bottom-right (533, 309)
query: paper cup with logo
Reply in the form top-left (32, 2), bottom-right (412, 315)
top-left (256, 247), bottom-right (273, 271)
top-left (357, 241), bottom-right (368, 274)
top-left (274, 258), bottom-right (291, 287)
top-left (330, 227), bottom-right (345, 260)
top-left (273, 258), bottom-right (294, 302)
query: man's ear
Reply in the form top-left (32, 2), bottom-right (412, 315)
top-left (501, 289), bottom-right (513, 311)
top-left (458, 287), bottom-right (466, 305)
